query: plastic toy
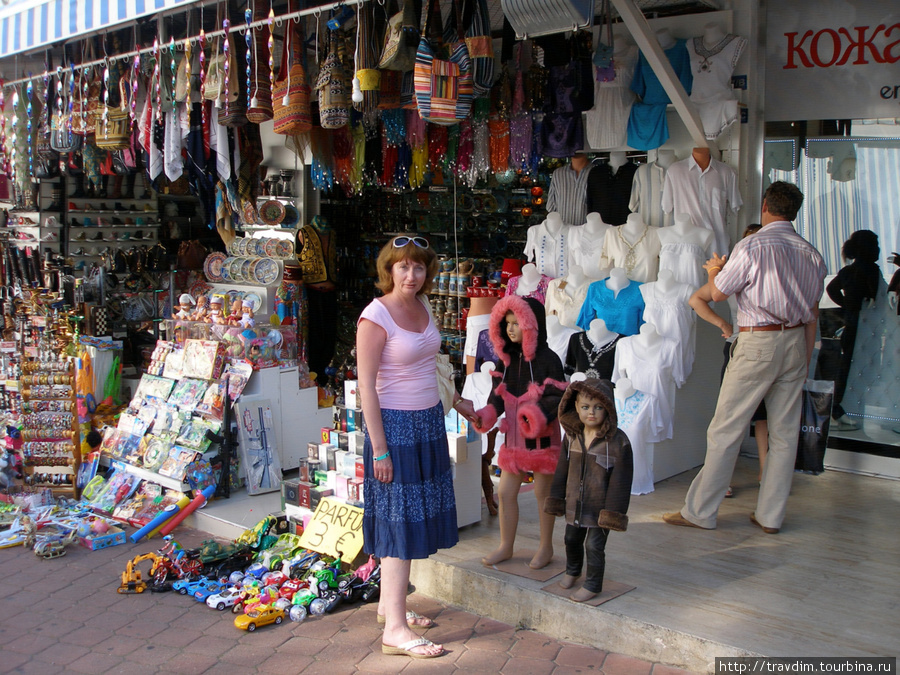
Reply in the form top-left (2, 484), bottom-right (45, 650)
top-left (257, 533), bottom-right (304, 571)
top-left (192, 295), bottom-right (210, 322)
top-left (244, 562), bottom-right (270, 579)
top-left (158, 485), bottom-right (216, 536)
top-left (260, 570), bottom-right (289, 588)
top-left (34, 529), bottom-right (77, 559)
top-left (227, 298), bottom-right (244, 326)
top-left (288, 604), bottom-right (308, 623)
top-left (118, 552), bottom-right (161, 594)
top-left (310, 556), bottom-right (345, 592)
top-left (278, 577), bottom-right (306, 602)
top-left (192, 579), bottom-right (225, 602)
top-left (206, 586), bottom-right (243, 611)
top-left (235, 515), bottom-right (278, 552)
top-left (234, 605), bottom-right (285, 632)
top-left (286, 550), bottom-right (321, 579)
top-left (175, 294), bottom-right (196, 320)
top-left (172, 577), bottom-right (221, 598)
top-left (338, 562), bottom-right (381, 603)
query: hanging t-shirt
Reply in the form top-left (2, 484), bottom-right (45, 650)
top-left (629, 162), bottom-right (671, 229)
top-left (577, 279), bottom-right (645, 335)
top-left (658, 240), bottom-right (709, 291)
top-left (616, 390), bottom-right (665, 494)
top-left (585, 161), bottom-right (639, 226)
top-left (612, 335), bottom-right (682, 441)
top-left (688, 34), bottom-right (748, 139)
top-left (627, 40), bottom-right (693, 151)
top-left (506, 274), bottom-right (552, 304)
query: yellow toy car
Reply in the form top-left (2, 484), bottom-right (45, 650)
top-left (233, 605), bottom-right (285, 632)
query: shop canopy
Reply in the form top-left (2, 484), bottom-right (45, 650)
top-left (0, 0), bottom-right (201, 59)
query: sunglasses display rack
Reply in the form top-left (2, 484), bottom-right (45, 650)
top-left (19, 359), bottom-right (81, 497)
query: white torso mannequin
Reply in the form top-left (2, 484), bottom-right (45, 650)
top-left (545, 314), bottom-right (581, 363)
top-left (608, 151), bottom-right (628, 174)
top-left (563, 264), bottom-right (588, 298)
top-left (656, 28), bottom-right (677, 50)
top-left (656, 149), bottom-right (676, 170)
top-left (606, 267), bottom-right (630, 299)
top-left (568, 213), bottom-right (610, 280)
top-left (614, 377), bottom-right (636, 402)
top-left (634, 323), bottom-right (663, 353)
top-left (587, 318), bottom-right (618, 348)
top-left (584, 212), bottom-right (608, 237)
top-left (653, 269), bottom-right (678, 296)
top-left (524, 212), bottom-right (571, 278)
top-left (545, 212), bottom-right (564, 236)
top-left (515, 263), bottom-right (542, 296)
top-left (621, 213), bottom-right (647, 242)
top-left (658, 213), bottom-right (714, 250)
top-left (702, 22), bottom-right (727, 49)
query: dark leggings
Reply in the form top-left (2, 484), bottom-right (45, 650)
top-left (831, 313), bottom-right (859, 418)
top-left (564, 524), bottom-right (609, 593)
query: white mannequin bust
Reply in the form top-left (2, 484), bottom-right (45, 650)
top-left (516, 263), bottom-right (541, 296)
top-left (656, 149), bottom-right (676, 170)
top-left (613, 32), bottom-right (635, 57)
top-left (634, 323), bottom-right (663, 351)
top-left (621, 213), bottom-right (647, 241)
top-left (614, 377), bottom-right (636, 401)
top-left (658, 212), bottom-right (715, 251)
top-left (563, 264), bottom-right (588, 298)
top-left (587, 318), bottom-right (617, 348)
top-left (702, 22), bottom-right (727, 48)
top-left (570, 371), bottom-right (588, 383)
top-left (653, 268), bottom-right (677, 295)
top-left (656, 28), bottom-right (676, 50)
top-left (583, 212), bottom-right (608, 236)
top-left (609, 151), bottom-right (628, 173)
top-left (606, 267), bottom-right (630, 298)
top-left (545, 212), bottom-right (564, 236)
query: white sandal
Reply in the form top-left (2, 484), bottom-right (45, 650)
top-left (376, 610), bottom-right (435, 628)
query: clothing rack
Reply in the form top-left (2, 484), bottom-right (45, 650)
top-left (1, 0), bottom-right (373, 89)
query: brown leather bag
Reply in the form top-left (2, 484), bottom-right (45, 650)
top-left (176, 240), bottom-right (208, 270)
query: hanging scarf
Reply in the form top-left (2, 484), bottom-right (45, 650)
top-left (428, 124), bottom-right (448, 173)
top-left (456, 119), bottom-right (473, 178)
top-left (488, 117), bottom-right (510, 174)
top-left (406, 110), bottom-right (427, 189)
top-left (310, 126), bottom-right (334, 191)
top-left (332, 125), bottom-right (354, 193)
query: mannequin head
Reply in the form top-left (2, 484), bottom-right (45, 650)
top-left (545, 212), bottom-right (563, 234)
top-left (637, 323), bottom-right (661, 346)
top-left (624, 213), bottom-right (645, 235)
top-left (567, 264), bottom-right (586, 286)
top-left (656, 269), bottom-right (675, 290)
top-left (656, 149), bottom-right (676, 169)
top-left (606, 267), bottom-right (630, 294)
top-left (656, 28), bottom-right (676, 50)
top-left (703, 22), bottom-right (726, 47)
top-left (609, 151), bottom-right (628, 170)
top-left (614, 377), bottom-right (635, 400)
top-left (673, 213), bottom-right (694, 232)
top-left (520, 263), bottom-right (539, 281)
top-left (588, 319), bottom-right (616, 345)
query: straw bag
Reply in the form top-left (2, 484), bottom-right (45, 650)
top-left (413, 0), bottom-right (474, 126)
top-left (378, 0), bottom-right (419, 72)
top-left (246, 0), bottom-right (274, 124)
top-left (204, 35), bottom-right (227, 102)
top-left (273, 17), bottom-right (312, 134)
top-left (94, 107), bottom-right (133, 150)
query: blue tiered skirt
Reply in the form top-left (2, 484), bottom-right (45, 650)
top-left (363, 403), bottom-right (459, 560)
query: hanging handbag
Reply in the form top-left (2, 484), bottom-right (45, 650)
top-left (378, 0), bottom-right (419, 72)
top-left (463, 0), bottom-right (495, 97)
top-left (315, 29), bottom-right (350, 130)
top-left (218, 32), bottom-right (248, 127)
top-left (34, 85), bottom-right (59, 179)
top-left (204, 34), bottom-right (227, 102)
top-left (273, 15), bottom-right (313, 134)
top-left (246, 0), bottom-right (274, 124)
top-left (593, 0), bottom-right (615, 72)
top-left (413, 0), bottom-right (474, 126)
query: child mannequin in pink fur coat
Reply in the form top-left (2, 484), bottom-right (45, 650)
top-left (473, 295), bottom-right (567, 570)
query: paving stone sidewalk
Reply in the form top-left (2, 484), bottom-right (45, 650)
top-left (0, 527), bottom-right (696, 674)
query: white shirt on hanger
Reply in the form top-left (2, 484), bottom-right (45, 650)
top-left (629, 162), bottom-right (672, 229)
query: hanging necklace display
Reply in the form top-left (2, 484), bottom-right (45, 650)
top-left (245, 4), bottom-right (253, 109)
top-left (199, 13), bottom-right (207, 128)
top-left (268, 4), bottom-right (275, 94)
top-left (102, 51), bottom-right (110, 139)
top-left (223, 17), bottom-right (231, 115)
top-left (617, 225), bottom-right (648, 276)
top-left (580, 333), bottom-right (620, 379)
top-left (170, 37), bottom-right (177, 114)
top-left (0, 80), bottom-right (7, 176)
top-left (26, 76), bottom-right (33, 179)
top-left (184, 14), bottom-right (192, 103)
top-left (153, 37), bottom-right (162, 123)
top-left (67, 62), bottom-right (75, 136)
top-left (11, 85), bottom-right (19, 186)
top-left (130, 47), bottom-right (140, 123)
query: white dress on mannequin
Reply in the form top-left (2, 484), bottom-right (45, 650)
top-left (568, 213), bottom-right (610, 280)
top-left (612, 323), bottom-right (681, 440)
top-left (657, 213), bottom-right (715, 290)
top-left (601, 213), bottom-right (661, 283)
top-left (614, 377), bottom-right (664, 495)
top-left (688, 24), bottom-right (748, 140)
top-left (640, 269), bottom-right (697, 381)
top-left (524, 212), bottom-right (572, 278)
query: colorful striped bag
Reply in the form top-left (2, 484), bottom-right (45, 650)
top-left (413, 0), bottom-right (473, 126)
top-left (273, 17), bottom-right (312, 135)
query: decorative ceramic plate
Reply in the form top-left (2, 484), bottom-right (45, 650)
top-left (263, 238), bottom-right (278, 258)
top-left (274, 240), bottom-right (293, 258)
top-left (281, 204), bottom-right (300, 229)
top-left (240, 258), bottom-right (253, 282)
top-left (203, 252), bottom-right (227, 283)
top-left (253, 258), bottom-right (279, 285)
top-left (227, 258), bottom-right (244, 283)
top-left (228, 239), bottom-right (241, 256)
top-left (243, 292), bottom-right (262, 313)
top-left (248, 238), bottom-right (264, 257)
top-left (242, 201), bottom-right (259, 225)
top-left (259, 200), bottom-right (286, 226)
top-left (226, 289), bottom-right (243, 307)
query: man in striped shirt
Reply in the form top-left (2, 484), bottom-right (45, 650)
top-left (664, 181), bottom-right (827, 535)
top-left (546, 153), bottom-right (591, 226)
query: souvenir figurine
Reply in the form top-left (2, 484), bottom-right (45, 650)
top-left (227, 298), bottom-right (244, 325)
top-left (239, 299), bottom-right (255, 328)
top-left (175, 293), bottom-right (196, 320)
top-left (209, 295), bottom-right (226, 325)
top-left (192, 295), bottom-right (210, 322)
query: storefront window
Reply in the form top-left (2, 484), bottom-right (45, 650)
top-left (765, 136), bottom-right (900, 452)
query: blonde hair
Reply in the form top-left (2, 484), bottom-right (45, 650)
top-left (375, 238), bottom-right (439, 295)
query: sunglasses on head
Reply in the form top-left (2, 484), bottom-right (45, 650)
top-left (392, 236), bottom-right (429, 249)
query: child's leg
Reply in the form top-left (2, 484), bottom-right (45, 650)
top-left (560, 523), bottom-right (586, 588)
top-left (572, 527), bottom-right (610, 602)
top-left (481, 469), bottom-right (524, 566)
top-left (529, 472), bottom-right (556, 569)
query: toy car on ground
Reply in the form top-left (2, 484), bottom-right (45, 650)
top-left (291, 586), bottom-right (342, 616)
top-left (338, 564), bottom-right (381, 603)
top-left (206, 587), bottom-right (243, 611)
top-left (173, 577), bottom-right (219, 597)
top-left (260, 570), bottom-right (289, 588)
top-left (278, 578), bottom-right (306, 602)
top-left (192, 579), bottom-right (225, 603)
top-left (286, 550), bottom-right (321, 579)
top-left (243, 562), bottom-right (270, 580)
top-left (211, 549), bottom-right (255, 578)
top-left (310, 558), bottom-right (345, 593)
top-left (256, 534), bottom-right (304, 571)
top-left (187, 540), bottom-right (251, 575)
top-left (234, 605), bottom-right (285, 632)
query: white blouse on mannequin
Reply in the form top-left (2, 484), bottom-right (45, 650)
top-left (601, 213), bottom-right (661, 283)
top-left (514, 263), bottom-right (542, 297)
top-left (640, 269), bottom-right (697, 380)
top-left (524, 212), bottom-right (572, 278)
top-left (568, 212), bottom-right (611, 280)
top-left (689, 23), bottom-right (748, 139)
top-left (545, 264), bottom-right (591, 328)
top-left (657, 213), bottom-right (715, 290)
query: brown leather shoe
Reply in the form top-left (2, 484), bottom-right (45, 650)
top-left (750, 514), bottom-right (779, 534)
top-left (663, 512), bottom-right (712, 529)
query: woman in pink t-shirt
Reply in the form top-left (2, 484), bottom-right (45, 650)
top-left (356, 236), bottom-right (476, 660)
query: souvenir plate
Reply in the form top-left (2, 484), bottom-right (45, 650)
top-left (227, 258), bottom-right (244, 283)
top-left (203, 252), bottom-right (227, 283)
top-left (259, 200), bottom-right (286, 226)
top-left (263, 238), bottom-right (278, 258)
top-left (281, 204), bottom-right (300, 229)
top-left (253, 258), bottom-right (280, 285)
top-left (274, 239), bottom-right (293, 258)
top-left (240, 258), bottom-right (253, 282)
top-left (243, 292), bottom-right (262, 313)
top-left (246, 238), bottom-right (262, 257)
top-left (228, 239), bottom-right (241, 256)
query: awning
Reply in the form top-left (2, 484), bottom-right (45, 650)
top-left (0, 0), bottom-right (196, 59)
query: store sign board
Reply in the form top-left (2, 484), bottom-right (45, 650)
top-left (298, 496), bottom-right (364, 561)
top-left (765, 0), bottom-right (900, 122)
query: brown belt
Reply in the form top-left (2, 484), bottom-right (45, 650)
top-left (739, 323), bottom-right (802, 333)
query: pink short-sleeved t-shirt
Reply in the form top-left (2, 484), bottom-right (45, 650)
top-left (358, 297), bottom-right (441, 411)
